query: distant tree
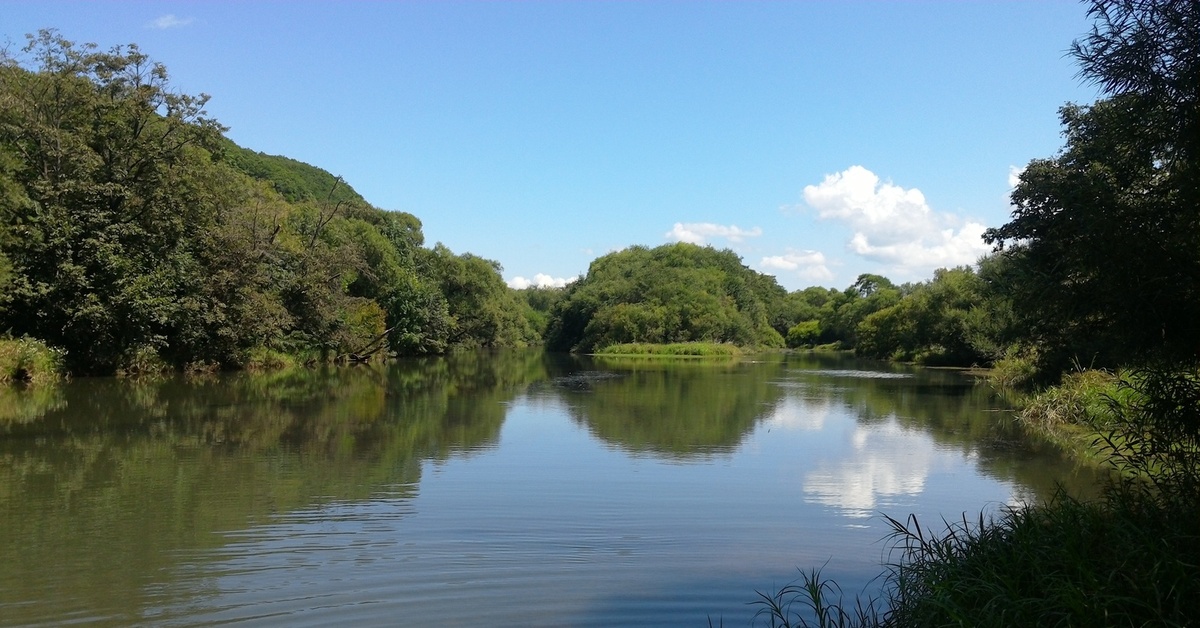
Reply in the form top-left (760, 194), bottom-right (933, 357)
top-left (422, 244), bottom-right (538, 349)
top-left (545, 243), bottom-right (784, 352)
top-left (855, 266), bottom-right (990, 366)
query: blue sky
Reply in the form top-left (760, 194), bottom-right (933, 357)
top-left (3, 2), bottom-right (1099, 291)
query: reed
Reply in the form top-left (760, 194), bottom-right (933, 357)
top-left (750, 482), bottom-right (1199, 627)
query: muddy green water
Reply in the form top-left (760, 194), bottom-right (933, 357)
top-left (0, 351), bottom-right (1102, 626)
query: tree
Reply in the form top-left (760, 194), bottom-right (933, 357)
top-left (1073, 0), bottom-right (1200, 167)
top-left (544, 243), bottom-right (785, 352)
top-left (0, 31), bottom-right (227, 372)
top-left (421, 244), bottom-right (538, 349)
top-left (985, 0), bottom-right (1200, 371)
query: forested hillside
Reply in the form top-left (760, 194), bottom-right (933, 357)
top-left (0, 30), bottom-right (537, 375)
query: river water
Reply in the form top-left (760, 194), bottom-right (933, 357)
top-left (0, 351), bottom-right (1102, 626)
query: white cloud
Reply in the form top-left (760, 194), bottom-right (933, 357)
top-left (1008, 165), bottom-right (1024, 189)
top-left (767, 396), bottom-right (832, 431)
top-left (760, 250), bottom-right (834, 282)
top-left (802, 166), bottom-right (990, 276)
top-left (149, 14), bottom-right (194, 29)
top-left (507, 273), bottom-right (577, 290)
top-left (665, 222), bottom-right (763, 245)
top-left (802, 419), bottom-right (932, 518)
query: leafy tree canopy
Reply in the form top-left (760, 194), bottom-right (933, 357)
top-left (545, 243), bottom-right (785, 352)
top-left (985, 0), bottom-right (1200, 371)
top-left (0, 30), bottom-right (531, 374)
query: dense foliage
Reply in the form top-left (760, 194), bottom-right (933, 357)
top-left (984, 0), bottom-right (1200, 374)
top-left (544, 243), bottom-right (786, 352)
top-left (0, 31), bottom-right (536, 375)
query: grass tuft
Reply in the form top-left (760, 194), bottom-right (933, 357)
top-left (0, 336), bottom-right (65, 385)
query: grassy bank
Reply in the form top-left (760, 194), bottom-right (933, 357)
top-left (593, 342), bottom-right (742, 358)
top-left (752, 482), bottom-right (1199, 628)
top-left (0, 337), bottom-right (63, 385)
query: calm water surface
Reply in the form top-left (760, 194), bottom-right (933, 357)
top-left (0, 351), bottom-right (1103, 626)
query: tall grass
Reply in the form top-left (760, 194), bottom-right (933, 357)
top-left (748, 567), bottom-right (883, 628)
top-left (0, 337), bottom-right (64, 384)
top-left (882, 484), bottom-right (1199, 627)
top-left (750, 483), bottom-right (1199, 628)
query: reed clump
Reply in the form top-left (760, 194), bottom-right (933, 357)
top-left (751, 484), bottom-right (1199, 627)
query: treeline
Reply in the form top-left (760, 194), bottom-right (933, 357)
top-left (531, 240), bottom-right (1019, 370)
top-left (0, 31), bottom-right (537, 376)
top-left (5, 18), bottom-right (1197, 387)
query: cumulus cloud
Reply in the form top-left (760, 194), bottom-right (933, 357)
top-left (149, 14), bottom-right (194, 29)
top-left (802, 166), bottom-right (990, 276)
top-left (507, 273), bottom-right (577, 290)
top-left (1008, 165), bottom-right (1024, 189)
top-left (802, 419), bottom-right (933, 518)
top-left (760, 249), bottom-right (834, 282)
top-left (665, 222), bottom-right (763, 245)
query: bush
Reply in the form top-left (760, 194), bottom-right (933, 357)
top-left (786, 320), bottom-right (822, 348)
top-left (241, 346), bottom-right (300, 371)
top-left (988, 346), bottom-right (1040, 389)
top-left (116, 345), bottom-right (172, 378)
top-left (1017, 369), bottom-right (1121, 433)
top-left (0, 337), bottom-right (64, 384)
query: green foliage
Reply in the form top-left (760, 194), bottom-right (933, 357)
top-left (985, 0), bottom-right (1200, 374)
top-left (988, 346), bottom-right (1040, 390)
top-left (545, 243), bottom-right (784, 352)
top-left (240, 346), bottom-right (298, 371)
top-left (422, 244), bottom-right (539, 350)
top-left (593, 342), bottom-right (741, 357)
top-left (785, 320), bottom-right (822, 348)
top-left (1017, 369), bottom-right (1123, 435)
top-left (220, 140), bottom-right (367, 206)
top-left (881, 486), bottom-right (1200, 628)
top-left (0, 30), bottom-right (529, 374)
top-left (1097, 368), bottom-right (1200, 498)
top-left (0, 337), bottom-right (64, 384)
top-left (756, 482), bottom-right (1200, 628)
top-left (516, 286), bottom-right (567, 338)
top-left (850, 266), bottom-right (1007, 367)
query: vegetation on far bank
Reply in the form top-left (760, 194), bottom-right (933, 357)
top-left (0, 30), bottom-right (1069, 380)
top-left (0, 337), bottom-right (62, 385)
top-left (593, 342), bottom-right (742, 358)
top-left (0, 31), bottom-right (540, 377)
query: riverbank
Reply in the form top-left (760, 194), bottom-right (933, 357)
top-left (592, 342), bottom-right (743, 358)
top-left (755, 367), bottom-right (1200, 627)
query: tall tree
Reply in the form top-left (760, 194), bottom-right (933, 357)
top-left (0, 30), bottom-right (226, 372)
top-left (984, 0), bottom-right (1200, 370)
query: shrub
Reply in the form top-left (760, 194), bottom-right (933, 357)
top-left (989, 345), bottom-right (1039, 389)
top-left (1018, 368), bottom-right (1121, 433)
top-left (786, 320), bottom-right (822, 348)
top-left (0, 337), bottom-right (65, 384)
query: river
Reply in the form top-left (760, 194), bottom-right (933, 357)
top-left (0, 350), bottom-right (1102, 626)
